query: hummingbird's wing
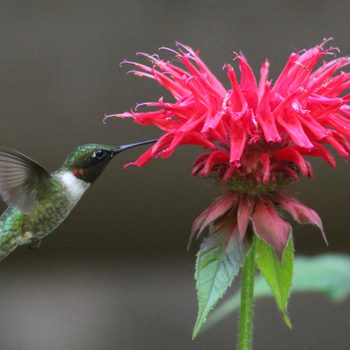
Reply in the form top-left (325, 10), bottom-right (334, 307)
top-left (0, 149), bottom-right (51, 214)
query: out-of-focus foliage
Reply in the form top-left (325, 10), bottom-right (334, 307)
top-left (205, 254), bottom-right (350, 331)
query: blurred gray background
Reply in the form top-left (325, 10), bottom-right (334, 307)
top-left (0, 1), bottom-right (349, 349)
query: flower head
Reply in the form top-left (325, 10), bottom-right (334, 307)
top-left (108, 40), bottom-right (350, 254)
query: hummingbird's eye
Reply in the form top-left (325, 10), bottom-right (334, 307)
top-left (92, 149), bottom-right (107, 160)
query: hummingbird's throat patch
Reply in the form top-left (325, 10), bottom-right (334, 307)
top-left (71, 163), bottom-right (107, 183)
top-left (72, 167), bottom-right (96, 183)
top-left (72, 167), bottom-right (87, 180)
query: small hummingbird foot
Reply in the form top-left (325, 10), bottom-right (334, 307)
top-left (28, 238), bottom-right (42, 250)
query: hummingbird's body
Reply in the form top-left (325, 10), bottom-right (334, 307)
top-left (0, 140), bottom-right (156, 261)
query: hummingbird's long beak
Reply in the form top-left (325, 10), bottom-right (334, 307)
top-left (113, 138), bottom-right (158, 155)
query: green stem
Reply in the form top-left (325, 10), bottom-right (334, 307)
top-left (237, 236), bottom-right (256, 350)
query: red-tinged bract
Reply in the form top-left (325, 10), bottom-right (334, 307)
top-left (108, 40), bottom-right (350, 254)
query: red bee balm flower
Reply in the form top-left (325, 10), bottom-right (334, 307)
top-left (108, 40), bottom-right (350, 254)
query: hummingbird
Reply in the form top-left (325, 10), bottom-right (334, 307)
top-left (0, 139), bottom-right (156, 261)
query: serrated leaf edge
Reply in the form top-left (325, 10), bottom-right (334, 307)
top-left (193, 234), bottom-right (246, 339)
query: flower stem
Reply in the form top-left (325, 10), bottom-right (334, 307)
top-left (237, 236), bottom-right (256, 350)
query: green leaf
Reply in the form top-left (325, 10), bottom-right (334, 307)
top-left (255, 236), bottom-right (294, 328)
top-left (192, 231), bottom-right (247, 339)
top-left (205, 254), bottom-right (350, 331)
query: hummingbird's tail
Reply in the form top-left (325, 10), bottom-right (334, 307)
top-left (0, 207), bottom-right (21, 261)
top-left (0, 229), bottom-right (18, 261)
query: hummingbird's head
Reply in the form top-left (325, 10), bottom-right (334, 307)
top-left (63, 139), bottom-right (157, 183)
